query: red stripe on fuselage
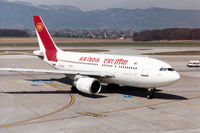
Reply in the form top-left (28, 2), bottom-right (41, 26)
top-left (33, 16), bottom-right (57, 62)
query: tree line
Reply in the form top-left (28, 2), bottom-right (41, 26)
top-left (1, 28), bottom-right (200, 41)
top-left (54, 29), bottom-right (134, 39)
top-left (133, 28), bottom-right (200, 41)
top-left (0, 29), bottom-right (29, 37)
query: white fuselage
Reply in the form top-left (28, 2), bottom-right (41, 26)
top-left (45, 51), bottom-right (180, 88)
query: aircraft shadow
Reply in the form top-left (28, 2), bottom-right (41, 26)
top-left (100, 85), bottom-right (188, 100)
top-left (25, 77), bottom-right (187, 100)
top-left (1, 90), bottom-right (107, 99)
top-left (1, 86), bottom-right (187, 100)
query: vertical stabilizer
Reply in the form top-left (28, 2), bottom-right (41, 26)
top-left (33, 15), bottom-right (60, 62)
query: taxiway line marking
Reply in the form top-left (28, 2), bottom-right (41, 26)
top-left (78, 112), bottom-right (106, 118)
top-left (102, 96), bottom-right (200, 114)
top-left (101, 100), bottom-right (178, 114)
top-left (0, 93), bottom-right (75, 128)
top-left (1, 71), bottom-right (200, 128)
top-left (2, 96), bottom-right (200, 128)
top-left (0, 115), bottom-right (84, 128)
top-left (0, 92), bottom-right (74, 128)
top-left (174, 102), bottom-right (200, 110)
top-left (0, 100), bottom-right (175, 128)
top-left (154, 96), bottom-right (200, 110)
top-left (0, 73), bottom-right (75, 128)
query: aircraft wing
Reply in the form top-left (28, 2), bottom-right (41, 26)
top-left (0, 68), bottom-right (114, 78)
top-left (176, 68), bottom-right (200, 72)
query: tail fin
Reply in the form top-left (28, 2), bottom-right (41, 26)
top-left (33, 15), bottom-right (60, 62)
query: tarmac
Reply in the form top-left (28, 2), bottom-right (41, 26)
top-left (0, 46), bottom-right (200, 133)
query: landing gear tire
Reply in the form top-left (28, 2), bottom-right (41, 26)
top-left (147, 88), bottom-right (156, 99)
top-left (71, 86), bottom-right (78, 93)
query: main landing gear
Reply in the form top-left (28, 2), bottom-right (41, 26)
top-left (147, 88), bottom-right (156, 99)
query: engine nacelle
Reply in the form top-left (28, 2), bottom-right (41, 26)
top-left (74, 76), bottom-right (101, 94)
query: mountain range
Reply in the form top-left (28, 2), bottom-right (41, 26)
top-left (0, 0), bottom-right (200, 30)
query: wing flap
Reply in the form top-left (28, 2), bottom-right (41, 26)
top-left (0, 68), bottom-right (114, 78)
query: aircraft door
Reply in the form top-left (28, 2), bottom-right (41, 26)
top-left (141, 67), bottom-right (149, 78)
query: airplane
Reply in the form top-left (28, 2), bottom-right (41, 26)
top-left (0, 16), bottom-right (180, 99)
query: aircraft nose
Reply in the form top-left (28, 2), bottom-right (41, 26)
top-left (161, 72), bottom-right (180, 86)
top-left (172, 72), bottom-right (180, 82)
top-left (163, 71), bottom-right (180, 85)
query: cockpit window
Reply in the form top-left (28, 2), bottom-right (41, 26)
top-left (160, 68), bottom-right (164, 71)
top-left (167, 68), bottom-right (175, 71)
top-left (160, 67), bottom-right (175, 71)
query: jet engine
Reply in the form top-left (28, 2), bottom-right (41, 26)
top-left (74, 76), bottom-right (101, 94)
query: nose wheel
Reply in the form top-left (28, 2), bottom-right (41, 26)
top-left (147, 88), bottom-right (156, 99)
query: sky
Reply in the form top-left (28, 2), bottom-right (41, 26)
top-left (7, 0), bottom-right (200, 11)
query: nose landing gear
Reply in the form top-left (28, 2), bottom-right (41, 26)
top-left (147, 88), bottom-right (156, 99)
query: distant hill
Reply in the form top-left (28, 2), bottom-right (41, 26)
top-left (0, 0), bottom-right (200, 30)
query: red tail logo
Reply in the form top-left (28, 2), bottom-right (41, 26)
top-left (33, 16), bottom-right (57, 62)
top-left (36, 22), bottom-right (44, 32)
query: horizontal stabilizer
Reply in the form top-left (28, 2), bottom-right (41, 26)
top-left (33, 50), bottom-right (44, 56)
